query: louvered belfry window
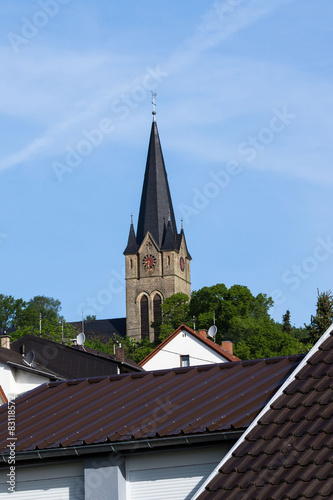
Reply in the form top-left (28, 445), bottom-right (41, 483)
top-left (140, 295), bottom-right (149, 340)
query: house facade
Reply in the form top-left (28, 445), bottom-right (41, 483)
top-left (140, 324), bottom-right (240, 370)
top-left (0, 337), bottom-right (61, 401)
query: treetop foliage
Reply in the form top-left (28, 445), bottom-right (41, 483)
top-left (1, 284), bottom-right (331, 362)
top-left (305, 289), bottom-right (333, 343)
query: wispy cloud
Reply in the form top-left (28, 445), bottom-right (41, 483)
top-left (0, 0), bottom-right (293, 173)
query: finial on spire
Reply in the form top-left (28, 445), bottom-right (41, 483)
top-left (131, 213), bottom-right (133, 225)
top-left (181, 218), bottom-right (184, 230)
top-left (151, 92), bottom-right (157, 121)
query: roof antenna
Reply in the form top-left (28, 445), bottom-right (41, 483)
top-left (151, 92), bottom-right (157, 121)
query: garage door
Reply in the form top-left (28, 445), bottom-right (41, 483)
top-left (0, 462), bottom-right (84, 499)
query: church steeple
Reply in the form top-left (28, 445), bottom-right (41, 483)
top-left (136, 121), bottom-right (177, 250)
top-left (124, 115), bottom-right (191, 342)
top-left (124, 216), bottom-right (137, 255)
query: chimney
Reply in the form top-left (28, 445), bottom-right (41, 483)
top-left (115, 345), bottom-right (125, 362)
top-left (0, 335), bottom-right (10, 349)
top-left (221, 341), bottom-right (233, 355)
top-left (198, 330), bottom-right (207, 339)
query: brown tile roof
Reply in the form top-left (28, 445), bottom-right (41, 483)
top-left (195, 325), bottom-right (333, 500)
top-left (139, 324), bottom-right (240, 366)
top-left (0, 355), bottom-right (301, 456)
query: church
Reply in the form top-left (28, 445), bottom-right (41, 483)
top-left (124, 108), bottom-right (191, 341)
top-left (74, 105), bottom-right (192, 343)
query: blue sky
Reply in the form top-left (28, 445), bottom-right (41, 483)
top-left (1, 0), bottom-right (333, 329)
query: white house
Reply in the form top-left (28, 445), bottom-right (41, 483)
top-left (139, 324), bottom-right (240, 370)
top-left (0, 336), bottom-right (61, 401)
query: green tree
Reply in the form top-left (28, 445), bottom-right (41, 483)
top-left (85, 315), bottom-right (96, 322)
top-left (152, 292), bottom-right (191, 340)
top-left (0, 294), bottom-right (26, 329)
top-left (13, 295), bottom-right (74, 342)
top-left (190, 284), bottom-right (273, 344)
top-left (234, 317), bottom-right (307, 359)
top-left (282, 310), bottom-right (292, 334)
top-left (85, 336), bottom-right (155, 365)
top-left (306, 289), bottom-right (333, 343)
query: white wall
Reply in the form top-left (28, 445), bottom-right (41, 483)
top-left (0, 363), bottom-right (13, 400)
top-left (143, 331), bottom-right (228, 370)
top-left (0, 362), bottom-right (50, 400)
top-left (0, 462), bottom-right (84, 499)
top-left (126, 444), bottom-right (230, 500)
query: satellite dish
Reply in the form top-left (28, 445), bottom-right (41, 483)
top-left (76, 333), bottom-right (86, 346)
top-left (24, 350), bottom-right (35, 367)
top-left (207, 325), bottom-right (217, 340)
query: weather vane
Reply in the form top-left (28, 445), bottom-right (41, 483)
top-left (151, 92), bottom-right (157, 120)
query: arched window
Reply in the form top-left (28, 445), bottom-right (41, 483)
top-left (153, 294), bottom-right (162, 342)
top-left (140, 295), bottom-right (149, 340)
top-left (167, 256), bottom-right (170, 266)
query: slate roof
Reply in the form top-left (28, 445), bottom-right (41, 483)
top-left (194, 325), bottom-right (333, 500)
top-left (0, 355), bottom-right (302, 458)
top-left (69, 317), bottom-right (126, 339)
top-left (136, 120), bottom-right (178, 250)
top-left (0, 345), bottom-right (61, 379)
top-left (139, 324), bottom-right (240, 366)
top-left (11, 335), bottom-right (142, 377)
top-left (124, 220), bottom-right (138, 254)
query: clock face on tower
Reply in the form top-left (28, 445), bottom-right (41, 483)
top-left (180, 256), bottom-right (185, 272)
top-left (142, 254), bottom-right (156, 269)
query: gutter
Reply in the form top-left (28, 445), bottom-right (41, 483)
top-left (0, 431), bottom-right (242, 463)
top-left (7, 361), bottom-right (64, 381)
top-left (119, 360), bottom-right (144, 372)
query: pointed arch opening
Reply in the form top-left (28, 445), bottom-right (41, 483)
top-left (153, 294), bottom-right (162, 342)
top-left (140, 295), bottom-right (149, 340)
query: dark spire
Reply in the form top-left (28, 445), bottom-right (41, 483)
top-left (124, 216), bottom-right (137, 255)
top-left (161, 218), bottom-right (176, 250)
top-left (136, 121), bottom-right (177, 249)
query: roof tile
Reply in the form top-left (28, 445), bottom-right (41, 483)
top-left (196, 329), bottom-right (333, 500)
top-left (0, 356), bottom-right (301, 455)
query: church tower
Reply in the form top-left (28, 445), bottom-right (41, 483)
top-left (124, 113), bottom-right (191, 342)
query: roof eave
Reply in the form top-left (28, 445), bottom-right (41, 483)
top-left (0, 430), bottom-right (243, 463)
